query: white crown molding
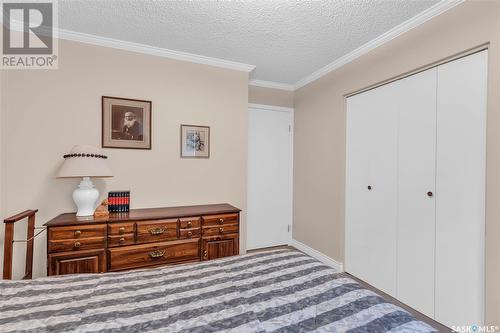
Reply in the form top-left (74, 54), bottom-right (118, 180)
top-left (294, 0), bottom-right (465, 90)
top-left (4, 0), bottom-right (463, 89)
top-left (290, 239), bottom-right (344, 272)
top-left (248, 103), bottom-right (293, 113)
top-left (2, 18), bottom-right (255, 72)
top-left (249, 80), bottom-right (295, 91)
top-left (57, 28), bottom-right (256, 72)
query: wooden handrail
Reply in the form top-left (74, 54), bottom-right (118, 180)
top-left (4, 209), bottom-right (38, 223)
top-left (3, 209), bottom-right (38, 280)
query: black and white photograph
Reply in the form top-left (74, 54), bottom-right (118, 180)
top-left (102, 96), bottom-right (151, 149)
top-left (112, 105), bottom-right (143, 141)
top-left (180, 124), bottom-right (210, 158)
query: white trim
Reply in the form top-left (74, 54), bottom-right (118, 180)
top-left (290, 239), bottom-right (344, 272)
top-left (248, 103), bottom-right (293, 113)
top-left (294, 0), bottom-right (465, 90)
top-left (249, 80), bottom-right (295, 91)
top-left (2, 17), bottom-right (256, 72)
top-left (57, 28), bottom-right (256, 72)
top-left (4, 0), bottom-right (462, 88)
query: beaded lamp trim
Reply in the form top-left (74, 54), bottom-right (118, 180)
top-left (63, 153), bottom-right (108, 159)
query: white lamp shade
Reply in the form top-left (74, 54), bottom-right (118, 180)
top-left (57, 145), bottom-right (113, 178)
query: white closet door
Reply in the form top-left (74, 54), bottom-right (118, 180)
top-left (435, 50), bottom-right (487, 326)
top-left (396, 68), bottom-right (437, 318)
top-left (247, 107), bottom-right (292, 250)
top-left (346, 82), bottom-right (399, 296)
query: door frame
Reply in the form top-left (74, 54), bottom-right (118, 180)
top-left (247, 103), bottom-right (294, 248)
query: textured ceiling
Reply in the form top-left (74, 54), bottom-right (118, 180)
top-left (59, 0), bottom-right (439, 85)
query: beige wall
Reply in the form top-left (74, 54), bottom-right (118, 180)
top-left (0, 66), bottom-right (3, 251)
top-left (0, 39), bottom-right (249, 279)
top-left (248, 85), bottom-right (294, 108)
top-left (293, 0), bottom-right (500, 325)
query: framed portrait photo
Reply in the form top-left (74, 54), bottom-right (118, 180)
top-left (102, 96), bottom-right (152, 149)
top-left (180, 124), bottom-right (210, 158)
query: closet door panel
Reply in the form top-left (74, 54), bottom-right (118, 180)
top-left (397, 68), bottom-right (437, 318)
top-left (346, 82), bottom-right (398, 296)
top-left (435, 50), bottom-right (487, 326)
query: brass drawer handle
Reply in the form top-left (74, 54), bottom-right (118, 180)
top-left (187, 221), bottom-right (192, 228)
top-left (118, 227), bottom-right (125, 234)
top-left (218, 218), bottom-right (224, 225)
top-left (203, 250), bottom-right (208, 259)
top-left (148, 227), bottom-right (165, 235)
top-left (74, 230), bottom-right (81, 237)
top-left (119, 237), bottom-right (125, 243)
top-left (219, 227), bottom-right (224, 234)
top-left (74, 241), bottom-right (81, 248)
top-left (187, 231), bottom-right (193, 237)
top-left (149, 249), bottom-right (166, 258)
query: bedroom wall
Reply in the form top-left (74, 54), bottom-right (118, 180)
top-left (0, 65), bottom-right (3, 247)
top-left (248, 85), bottom-right (294, 108)
top-left (0, 38), bottom-right (249, 279)
top-left (293, 0), bottom-right (500, 325)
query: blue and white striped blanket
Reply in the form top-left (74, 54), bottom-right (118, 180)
top-left (0, 249), bottom-right (436, 332)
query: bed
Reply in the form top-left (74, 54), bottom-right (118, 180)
top-left (0, 248), bottom-right (436, 332)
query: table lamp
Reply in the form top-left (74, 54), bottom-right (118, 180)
top-left (57, 145), bottom-right (113, 216)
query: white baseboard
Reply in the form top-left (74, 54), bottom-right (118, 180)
top-left (290, 239), bottom-right (344, 272)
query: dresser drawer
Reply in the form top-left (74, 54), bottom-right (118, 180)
top-left (108, 234), bottom-right (135, 247)
top-left (202, 213), bottom-right (238, 227)
top-left (49, 224), bottom-right (106, 240)
top-left (49, 237), bottom-right (106, 253)
top-left (179, 228), bottom-right (201, 239)
top-left (108, 222), bottom-right (135, 236)
top-left (136, 219), bottom-right (178, 244)
top-left (179, 217), bottom-right (201, 229)
top-left (107, 238), bottom-right (200, 271)
top-left (202, 223), bottom-right (238, 237)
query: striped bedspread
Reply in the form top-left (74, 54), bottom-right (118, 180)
top-left (0, 249), bottom-right (436, 332)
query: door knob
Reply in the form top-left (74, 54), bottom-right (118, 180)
top-left (427, 191), bottom-right (434, 197)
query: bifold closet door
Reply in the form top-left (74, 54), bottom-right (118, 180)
top-left (435, 50), bottom-right (487, 327)
top-left (396, 68), bottom-right (437, 318)
top-left (346, 50), bottom-right (487, 327)
top-left (346, 82), bottom-right (399, 296)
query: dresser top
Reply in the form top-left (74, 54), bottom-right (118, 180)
top-left (44, 203), bottom-right (241, 227)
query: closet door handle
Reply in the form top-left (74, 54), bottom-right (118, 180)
top-left (427, 191), bottom-right (434, 197)
top-left (367, 185), bottom-right (372, 190)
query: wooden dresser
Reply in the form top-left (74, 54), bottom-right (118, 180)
top-left (44, 203), bottom-right (241, 276)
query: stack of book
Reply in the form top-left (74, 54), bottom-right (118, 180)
top-left (108, 191), bottom-right (130, 213)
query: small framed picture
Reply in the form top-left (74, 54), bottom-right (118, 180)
top-left (102, 96), bottom-right (152, 149)
top-left (180, 124), bottom-right (210, 158)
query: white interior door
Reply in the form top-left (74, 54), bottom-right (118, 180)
top-left (396, 68), bottom-right (437, 318)
top-left (346, 82), bottom-right (399, 296)
top-left (247, 106), bottom-right (292, 250)
top-left (435, 50), bottom-right (487, 327)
